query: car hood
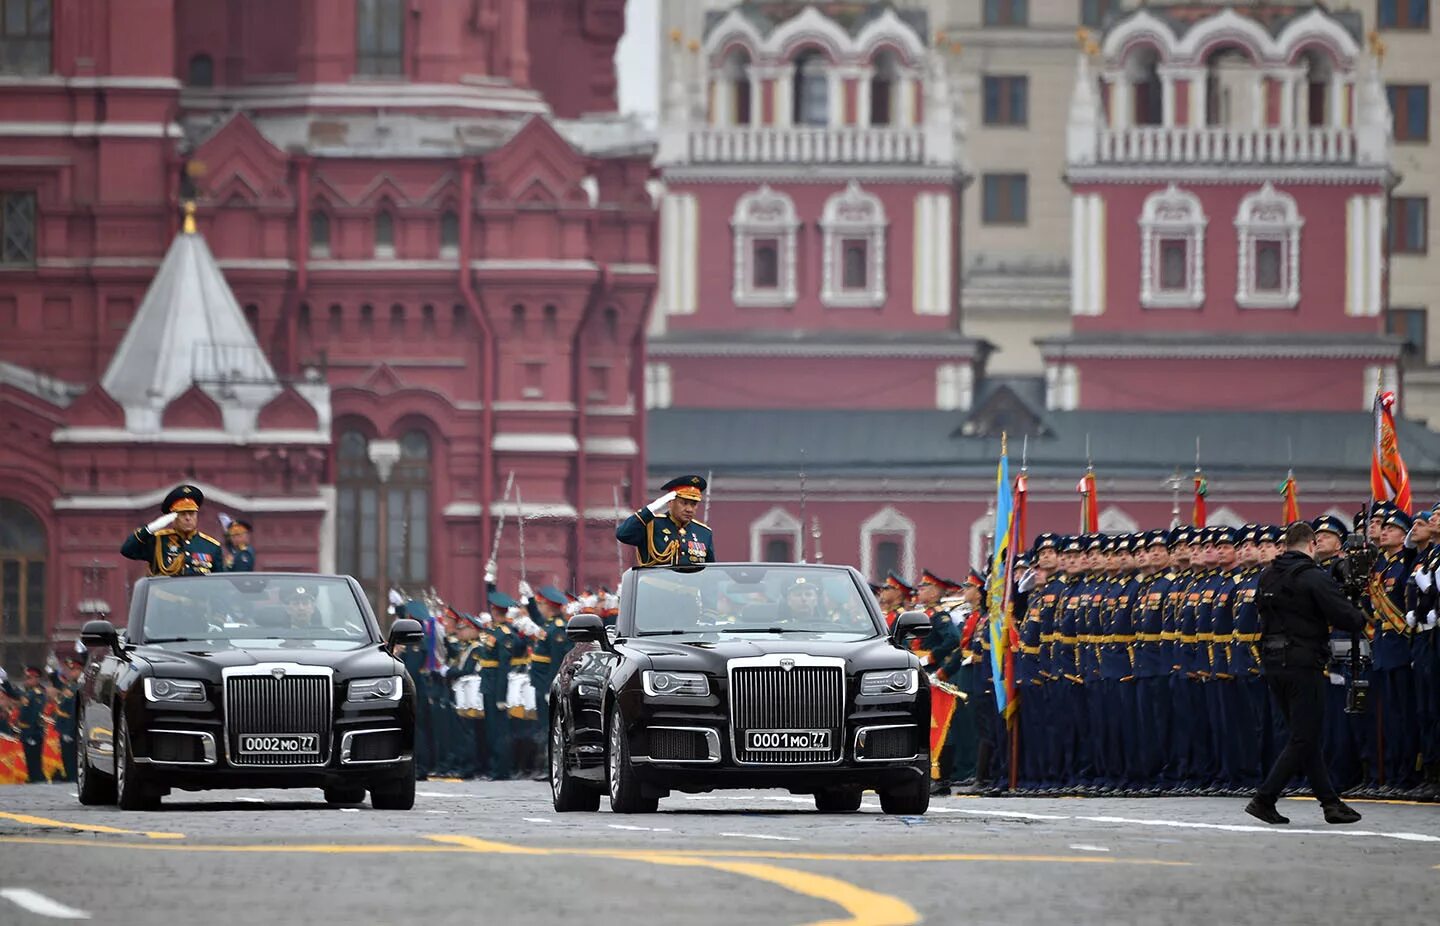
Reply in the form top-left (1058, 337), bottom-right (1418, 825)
top-left (134, 640), bottom-right (398, 682)
top-left (620, 635), bottom-right (915, 673)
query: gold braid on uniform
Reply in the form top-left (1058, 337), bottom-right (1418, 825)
top-left (638, 518), bottom-right (680, 566)
top-left (152, 531), bottom-right (186, 577)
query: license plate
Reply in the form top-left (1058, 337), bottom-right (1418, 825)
top-left (744, 729), bottom-right (831, 751)
top-left (238, 734), bottom-right (319, 755)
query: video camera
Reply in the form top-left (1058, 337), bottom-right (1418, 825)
top-left (1328, 508), bottom-right (1375, 714)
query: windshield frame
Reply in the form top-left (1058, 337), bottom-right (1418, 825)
top-left (132, 574), bottom-right (382, 645)
top-left (617, 563), bottom-right (885, 640)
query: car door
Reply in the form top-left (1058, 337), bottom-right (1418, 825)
top-left (80, 645), bottom-right (120, 776)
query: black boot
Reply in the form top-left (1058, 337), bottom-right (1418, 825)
top-left (1244, 798), bottom-right (1290, 825)
top-left (1322, 801), bottom-right (1362, 825)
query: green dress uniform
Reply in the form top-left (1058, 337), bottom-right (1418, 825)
top-left (54, 664), bottom-right (82, 782)
top-left (527, 586), bottom-right (571, 775)
top-left (17, 670), bottom-right (48, 782)
top-left (616, 474), bottom-right (716, 566)
top-left (121, 484), bottom-right (226, 576)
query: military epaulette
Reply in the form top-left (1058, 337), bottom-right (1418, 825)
top-left (198, 532), bottom-right (221, 545)
top-left (691, 519), bottom-right (709, 529)
top-left (152, 528), bottom-right (177, 538)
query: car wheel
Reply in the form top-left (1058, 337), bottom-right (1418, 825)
top-left (878, 777), bottom-right (930, 816)
top-left (324, 785), bottom-right (367, 805)
top-left (551, 708), bottom-right (600, 812)
top-left (370, 762), bottom-right (416, 810)
top-left (75, 718), bottom-right (116, 806)
top-left (814, 787), bottom-right (863, 812)
top-left (115, 714), bottom-right (159, 811)
top-left (607, 703), bottom-right (657, 814)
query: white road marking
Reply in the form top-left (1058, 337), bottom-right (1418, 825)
top-left (928, 806), bottom-right (1072, 822)
top-left (719, 832), bottom-right (801, 841)
top-left (1075, 814), bottom-right (1440, 844)
top-left (1068, 844), bottom-right (1111, 853)
top-left (608, 824), bottom-right (673, 832)
top-left (233, 797), bottom-right (266, 803)
top-left (416, 791), bottom-right (466, 798)
top-left (0, 888), bottom-right (91, 920)
top-left (522, 817), bottom-right (552, 823)
top-left (425, 810), bottom-right (450, 815)
top-left (339, 808), bottom-right (360, 813)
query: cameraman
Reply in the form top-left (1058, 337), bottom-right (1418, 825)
top-left (1245, 521), bottom-right (1365, 825)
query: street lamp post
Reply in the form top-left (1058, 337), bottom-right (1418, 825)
top-left (367, 439), bottom-right (402, 623)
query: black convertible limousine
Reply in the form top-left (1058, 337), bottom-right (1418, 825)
top-left (548, 563), bottom-right (934, 815)
top-left (75, 573), bottom-right (421, 810)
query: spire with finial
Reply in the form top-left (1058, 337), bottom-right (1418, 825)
top-left (182, 200), bottom-right (197, 235)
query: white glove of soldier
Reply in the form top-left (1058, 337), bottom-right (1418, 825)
top-left (217, 512), bottom-right (233, 532)
top-left (484, 560), bottom-right (497, 585)
top-left (1017, 568), bottom-right (1039, 593)
top-left (146, 512), bottom-right (178, 533)
top-left (1416, 570), bottom-right (1434, 593)
top-left (1428, 611), bottom-right (1438, 629)
top-left (1406, 611), bottom-right (1417, 628)
top-left (647, 491), bottom-right (677, 515)
top-left (517, 580), bottom-right (534, 603)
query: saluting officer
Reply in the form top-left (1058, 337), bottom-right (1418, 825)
top-left (220, 516), bottom-right (256, 572)
top-left (616, 475), bottom-right (715, 566)
top-left (121, 485), bottom-right (226, 577)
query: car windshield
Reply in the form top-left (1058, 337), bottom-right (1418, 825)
top-left (138, 575), bottom-right (375, 645)
top-left (630, 566), bottom-right (879, 637)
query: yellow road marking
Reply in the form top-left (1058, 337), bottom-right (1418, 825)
top-left (0, 811), bottom-right (183, 840)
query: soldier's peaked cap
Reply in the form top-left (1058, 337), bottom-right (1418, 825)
top-left (488, 590), bottom-right (519, 611)
top-left (662, 475), bottom-right (707, 502)
top-left (537, 585), bottom-right (568, 607)
top-left (885, 571), bottom-right (916, 594)
top-left (1031, 532), bottom-right (1060, 553)
top-left (1311, 515), bottom-right (1349, 540)
top-left (162, 484), bottom-right (204, 513)
top-left (919, 569), bottom-right (962, 592)
top-left (1383, 508), bottom-right (1414, 532)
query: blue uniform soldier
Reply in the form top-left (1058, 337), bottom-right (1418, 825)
top-left (121, 484), bottom-right (226, 577)
top-left (527, 585), bottom-right (572, 766)
top-left (1369, 507), bottom-right (1418, 792)
top-left (396, 600), bottom-right (436, 780)
top-left (1132, 530), bottom-right (1175, 792)
top-left (17, 666), bottom-right (48, 782)
top-left (1313, 515), bottom-right (1365, 792)
top-left (616, 475), bottom-right (715, 567)
top-left (220, 516), bottom-right (256, 572)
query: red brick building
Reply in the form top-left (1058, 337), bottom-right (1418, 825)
top-left (0, 0), bottom-right (655, 672)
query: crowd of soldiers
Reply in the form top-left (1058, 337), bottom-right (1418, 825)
top-left (886, 509), bottom-right (1440, 800)
top-left (0, 659), bottom-right (83, 784)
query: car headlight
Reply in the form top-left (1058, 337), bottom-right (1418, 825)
top-left (860, 668), bottom-right (919, 697)
top-left (348, 676), bottom-right (402, 702)
top-left (143, 677), bottom-right (207, 702)
top-left (642, 670), bottom-right (709, 697)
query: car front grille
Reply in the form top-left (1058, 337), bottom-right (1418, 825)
top-left (857, 726), bottom-right (917, 761)
top-left (349, 730), bottom-right (403, 763)
top-left (648, 728), bottom-right (709, 761)
top-left (730, 664), bottom-right (844, 764)
top-left (151, 731), bottom-right (207, 763)
top-left (225, 673), bottom-right (332, 767)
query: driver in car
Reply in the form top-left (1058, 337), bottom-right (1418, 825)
top-left (283, 586), bottom-right (322, 629)
top-left (775, 577), bottom-right (824, 625)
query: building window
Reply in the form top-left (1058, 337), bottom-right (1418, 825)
top-left (374, 210), bottom-right (395, 258)
top-left (0, 0), bottom-right (50, 75)
top-left (762, 537), bottom-right (794, 563)
top-left (356, 0), bottom-right (404, 77)
top-left (644, 362), bottom-right (672, 409)
top-left (187, 53), bottom-right (214, 87)
top-left (749, 507), bottom-right (803, 562)
top-left (982, 76), bottom-right (1028, 126)
top-left (935, 363), bottom-right (974, 411)
top-left (439, 210), bottom-right (459, 258)
top-left (0, 498), bottom-right (47, 675)
top-left (336, 429), bottom-right (431, 613)
top-left (793, 52), bottom-right (830, 126)
top-left (1390, 196), bottom-right (1429, 254)
top-left (1045, 363), bottom-right (1079, 411)
top-left (1140, 184), bottom-right (1207, 308)
top-left (732, 185), bottom-right (799, 307)
top-left (859, 508), bottom-right (916, 582)
top-left (983, 0), bottom-right (1028, 27)
top-left (0, 192), bottom-right (36, 266)
top-left (309, 210), bottom-right (331, 258)
top-left (870, 53), bottom-right (898, 126)
top-left (1379, 0), bottom-right (1430, 29)
top-left (820, 181), bottom-right (887, 307)
top-left (1388, 307), bottom-right (1428, 364)
top-left (982, 173), bottom-right (1028, 225)
top-left (1234, 182), bottom-right (1302, 309)
top-left (1080, 0), bottom-right (1120, 29)
top-left (1387, 85), bottom-right (1430, 142)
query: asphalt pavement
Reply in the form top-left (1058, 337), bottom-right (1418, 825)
top-left (1, 780), bottom-right (1437, 926)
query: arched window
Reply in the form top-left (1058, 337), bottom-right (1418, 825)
top-left (309, 210), bottom-right (331, 258)
top-left (374, 210), bottom-right (395, 258)
top-left (860, 507), bottom-right (915, 582)
top-left (750, 507), bottom-right (802, 562)
top-left (439, 210), bottom-right (459, 258)
top-left (732, 185), bottom-right (799, 307)
top-left (820, 181), bottom-right (887, 307)
top-left (543, 304), bottom-right (558, 338)
top-left (603, 306), bottom-right (619, 343)
top-left (335, 428), bottom-right (433, 612)
top-left (870, 51), bottom-right (899, 126)
top-left (792, 51), bottom-right (829, 126)
top-left (0, 498), bottom-right (47, 672)
top-left (356, 0), bottom-right (404, 77)
top-left (337, 430), bottom-right (380, 595)
top-left (510, 304), bottom-right (526, 336)
top-left (187, 53), bottom-right (214, 87)
top-left (388, 430), bottom-right (432, 588)
top-left (0, 0), bottom-right (52, 76)
top-left (1235, 182), bottom-right (1302, 309)
top-left (720, 50), bottom-right (753, 126)
top-left (1139, 184), bottom-right (1207, 309)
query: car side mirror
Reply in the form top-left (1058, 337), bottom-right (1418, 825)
top-left (890, 610), bottom-right (930, 646)
top-left (567, 613), bottom-right (608, 646)
top-left (80, 619), bottom-right (119, 650)
top-left (388, 618), bottom-right (423, 646)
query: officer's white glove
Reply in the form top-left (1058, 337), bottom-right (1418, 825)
top-left (1427, 610), bottom-right (1438, 629)
top-left (517, 580), bottom-right (534, 601)
top-left (1327, 672), bottom-right (1346, 686)
top-left (1017, 568), bottom-right (1039, 593)
top-left (484, 560), bottom-right (497, 585)
top-left (145, 512), bottom-right (177, 533)
top-left (1417, 570), bottom-right (1434, 593)
top-left (647, 491), bottom-right (677, 515)
top-left (1406, 611), bottom-right (1417, 629)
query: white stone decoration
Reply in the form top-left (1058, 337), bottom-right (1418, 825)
top-left (732, 184), bottom-right (799, 307)
top-left (749, 506), bottom-right (803, 562)
top-left (1139, 184), bottom-right (1207, 309)
top-left (820, 180), bottom-right (887, 308)
top-left (1098, 507), bottom-right (1139, 534)
top-left (1234, 182), bottom-right (1303, 309)
top-left (859, 506), bottom-right (917, 581)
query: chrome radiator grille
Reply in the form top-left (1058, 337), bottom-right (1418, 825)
top-left (225, 674), bottom-right (332, 766)
top-left (730, 665), bottom-right (844, 764)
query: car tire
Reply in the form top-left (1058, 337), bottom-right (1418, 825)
top-left (324, 785), bottom-right (367, 805)
top-left (814, 788), bottom-right (863, 812)
top-left (75, 718), bottom-right (116, 806)
top-left (551, 709), bottom-right (600, 812)
top-left (878, 777), bottom-right (930, 815)
top-left (607, 703), bottom-right (657, 814)
top-left (115, 714), bottom-right (159, 811)
top-left (370, 763), bottom-right (416, 810)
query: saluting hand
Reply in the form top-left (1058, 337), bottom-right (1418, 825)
top-left (647, 491), bottom-right (677, 515)
top-left (146, 512), bottom-right (178, 533)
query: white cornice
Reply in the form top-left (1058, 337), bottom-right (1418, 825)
top-left (180, 82), bottom-right (548, 116)
top-left (471, 259), bottom-right (600, 272)
top-left (1037, 341), bottom-right (1401, 360)
top-left (489, 501), bottom-right (578, 519)
top-left (55, 484), bottom-right (330, 513)
top-left (308, 259), bottom-right (455, 272)
top-left (491, 432), bottom-right (581, 453)
top-left (51, 427), bottom-right (329, 445)
top-left (663, 165), bottom-right (965, 184)
top-left (1066, 166), bottom-right (1391, 185)
top-left (648, 340), bottom-right (982, 360)
top-left (0, 122), bottom-right (184, 138)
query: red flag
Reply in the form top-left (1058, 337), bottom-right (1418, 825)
top-left (1371, 390), bottom-right (1412, 512)
top-left (1192, 471), bottom-right (1208, 528)
top-left (1077, 468), bottom-right (1098, 533)
top-left (1279, 472), bottom-right (1300, 524)
top-left (1014, 470), bottom-right (1029, 553)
